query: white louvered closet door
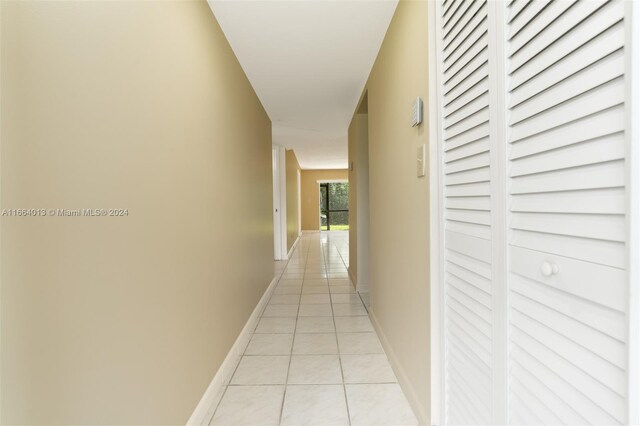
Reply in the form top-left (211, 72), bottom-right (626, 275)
top-left (436, 0), bottom-right (639, 425)
top-left (506, 0), bottom-right (631, 424)
top-left (439, 0), bottom-right (501, 424)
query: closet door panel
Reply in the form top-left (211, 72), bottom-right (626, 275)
top-left (505, 0), bottom-right (630, 424)
top-left (439, 0), bottom-right (496, 424)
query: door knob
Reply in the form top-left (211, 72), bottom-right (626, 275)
top-left (540, 261), bottom-right (559, 277)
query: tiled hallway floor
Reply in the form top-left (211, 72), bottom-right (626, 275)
top-left (211, 232), bottom-right (418, 426)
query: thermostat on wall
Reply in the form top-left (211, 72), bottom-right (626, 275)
top-left (412, 96), bottom-right (423, 127)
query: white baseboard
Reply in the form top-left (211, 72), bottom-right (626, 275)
top-left (347, 267), bottom-right (357, 287)
top-left (186, 274), bottom-right (280, 425)
top-left (287, 235), bottom-right (301, 259)
top-left (348, 267), bottom-right (370, 294)
top-left (369, 310), bottom-right (428, 426)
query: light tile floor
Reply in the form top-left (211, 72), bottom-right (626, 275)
top-left (211, 232), bottom-right (418, 426)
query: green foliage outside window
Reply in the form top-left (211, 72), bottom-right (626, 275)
top-left (320, 182), bottom-right (349, 231)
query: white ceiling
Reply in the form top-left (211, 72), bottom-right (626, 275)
top-left (209, 0), bottom-right (398, 169)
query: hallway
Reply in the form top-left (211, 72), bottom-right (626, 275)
top-left (211, 232), bottom-right (417, 426)
top-left (3, 1), bottom-right (640, 424)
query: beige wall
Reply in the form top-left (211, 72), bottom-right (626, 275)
top-left (285, 149), bottom-right (301, 251)
top-left (0, 2), bottom-right (274, 424)
top-left (300, 169), bottom-right (348, 231)
top-left (353, 0), bottom-right (431, 422)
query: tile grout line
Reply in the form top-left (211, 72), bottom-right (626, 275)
top-left (226, 380), bottom-right (397, 387)
top-left (211, 234), bottom-right (412, 425)
top-left (325, 235), bottom-right (353, 426)
top-left (277, 238), bottom-right (309, 426)
top-left (210, 240), bottom-right (294, 425)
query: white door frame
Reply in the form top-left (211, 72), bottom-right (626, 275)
top-left (272, 145), bottom-right (288, 260)
top-left (626, 1), bottom-right (639, 422)
top-left (427, 1), bottom-right (444, 424)
top-left (487, 2), bottom-right (509, 423)
top-left (298, 169), bottom-right (302, 237)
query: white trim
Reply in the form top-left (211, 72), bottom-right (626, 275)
top-left (347, 266), bottom-right (357, 289)
top-left (278, 147), bottom-right (288, 260)
top-left (318, 182), bottom-right (322, 230)
top-left (488, 1), bottom-right (509, 424)
top-left (186, 274), bottom-right (280, 425)
top-left (287, 234), bottom-right (301, 259)
top-left (297, 169), bottom-right (302, 238)
top-left (428, 0), bottom-right (445, 424)
top-left (272, 147), bottom-right (283, 260)
top-left (0, 1), bottom-right (3, 419)
top-left (369, 311), bottom-right (428, 425)
top-left (626, 1), bottom-right (640, 424)
top-left (272, 145), bottom-right (288, 260)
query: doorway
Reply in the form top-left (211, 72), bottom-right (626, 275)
top-left (319, 182), bottom-right (349, 231)
top-left (272, 145), bottom-right (288, 260)
top-left (350, 93), bottom-right (370, 297)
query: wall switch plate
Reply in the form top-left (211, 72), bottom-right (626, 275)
top-left (412, 96), bottom-right (423, 127)
top-left (417, 144), bottom-right (426, 177)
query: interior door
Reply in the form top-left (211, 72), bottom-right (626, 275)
top-left (506, 0), bottom-right (631, 424)
top-left (272, 146), bottom-right (288, 260)
top-left (435, 0), bottom-right (639, 424)
top-left (273, 147), bottom-right (282, 259)
top-left (438, 0), bottom-right (500, 424)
